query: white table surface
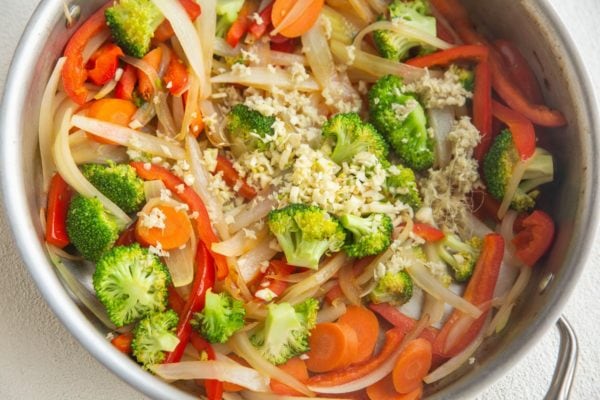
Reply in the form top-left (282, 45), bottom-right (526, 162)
top-left (1, 1), bottom-right (599, 399)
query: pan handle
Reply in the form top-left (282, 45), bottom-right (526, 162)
top-left (544, 316), bottom-right (578, 400)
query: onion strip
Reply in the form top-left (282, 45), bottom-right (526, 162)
top-left (242, 392), bottom-right (350, 400)
top-left (338, 261), bottom-right (361, 306)
top-left (487, 265), bottom-right (532, 335)
top-left (212, 223), bottom-right (269, 257)
top-left (211, 68), bottom-right (320, 92)
top-left (229, 192), bottom-right (277, 234)
top-left (317, 301), bottom-right (348, 324)
top-left (237, 238), bottom-right (278, 283)
top-left (497, 159), bottom-right (529, 219)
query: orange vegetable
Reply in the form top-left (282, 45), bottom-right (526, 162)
top-left (87, 43), bottom-right (124, 86)
top-left (163, 56), bottom-right (189, 96)
top-left (135, 204), bottom-right (193, 250)
top-left (215, 155), bottom-right (257, 200)
top-left (137, 47), bottom-right (163, 100)
top-left (225, 1), bottom-right (258, 48)
top-left (86, 98), bottom-right (137, 144)
top-left (270, 357), bottom-right (309, 395)
top-left (338, 306), bottom-right (380, 364)
top-left (111, 332), bottom-right (133, 354)
top-left (392, 338), bottom-right (432, 394)
top-left (114, 64), bottom-right (138, 101)
top-left (271, 0), bottom-right (325, 38)
top-left (306, 322), bottom-right (358, 373)
top-left (367, 375), bottom-right (423, 400)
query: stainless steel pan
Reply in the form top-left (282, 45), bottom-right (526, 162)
top-left (1, 0), bottom-right (598, 398)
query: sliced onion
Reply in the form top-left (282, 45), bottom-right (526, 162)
top-left (270, 0), bottom-right (314, 36)
top-left (423, 292), bottom-right (446, 326)
top-left (178, 74), bottom-right (199, 140)
top-left (406, 261), bottom-right (482, 318)
top-left (154, 91), bottom-right (178, 137)
top-left (321, 6), bottom-right (360, 45)
top-left (171, 95), bottom-right (184, 132)
top-left (338, 261), bottom-right (361, 306)
top-left (199, 99), bottom-right (230, 147)
top-left (185, 134), bottom-right (230, 239)
top-left (196, 0), bottom-right (216, 88)
top-left (280, 253), bottom-right (349, 303)
top-left (151, 0), bottom-right (207, 98)
top-left (54, 105), bottom-right (131, 227)
top-left (39, 57), bottom-right (66, 190)
top-left (212, 223), bottom-right (269, 257)
top-left (214, 38), bottom-right (242, 58)
top-left (443, 300), bottom-right (493, 353)
top-left (348, 0), bottom-right (375, 23)
top-left (150, 360), bottom-right (269, 392)
top-left (211, 67), bottom-right (320, 92)
top-left (144, 180), bottom-right (166, 200)
top-left (71, 140), bottom-right (128, 165)
top-left (428, 107), bottom-right (456, 168)
top-left (93, 77), bottom-right (119, 100)
top-left (302, 22), bottom-right (337, 89)
top-left (156, 43), bottom-right (172, 78)
top-left (463, 212), bottom-right (493, 238)
top-left (269, 51), bottom-right (307, 66)
top-left (130, 101), bottom-right (156, 129)
top-left (424, 316), bottom-right (490, 384)
top-left (72, 115), bottom-right (186, 159)
top-left (237, 238), bottom-right (278, 283)
top-left (242, 392), bottom-right (350, 400)
top-left (121, 55), bottom-right (160, 93)
top-left (498, 210), bottom-right (518, 242)
top-left (497, 159), bottom-right (529, 219)
top-left (164, 222), bottom-right (197, 287)
top-left (82, 29), bottom-right (110, 63)
top-left (229, 193), bottom-right (277, 234)
top-left (317, 301), bottom-right (348, 324)
top-left (230, 333), bottom-right (313, 396)
top-left (365, 0), bottom-right (386, 14)
top-left (487, 265), bottom-right (532, 335)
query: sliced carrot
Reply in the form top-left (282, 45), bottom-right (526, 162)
top-left (111, 332), bottom-right (133, 354)
top-left (392, 338), bottom-right (432, 394)
top-left (86, 98), bottom-right (138, 144)
top-left (270, 357), bottom-right (309, 395)
top-left (271, 0), bottom-right (325, 38)
top-left (367, 375), bottom-right (423, 400)
top-left (137, 47), bottom-right (163, 100)
top-left (135, 204), bottom-right (193, 250)
top-left (306, 322), bottom-right (358, 373)
top-left (338, 306), bottom-right (380, 364)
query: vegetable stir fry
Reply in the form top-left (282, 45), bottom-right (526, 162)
top-left (41, 0), bottom-right (563, 398)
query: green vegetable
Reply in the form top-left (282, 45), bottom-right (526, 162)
top-left (451, 65), bottom-right (475, 92)
top-left (369, 75), bottom-right (434, 171)
top-left (386, 164), bottom-right (422, 210)
top-left (216, 0), bottom-right (245, 37)
top-left (483, 129), bottom-right (554, 212)
top-left (105, 0), bottom-right (165, 58)
top-left (373, 0), bottom-right (437, 61)
top-left (93, 244), bottom-right (171, 327)
top-left (340, 213), bottom-right (393, 258)
top-left (82, 163), bottom-right (145, 214)
top-left (131, 310), bottom-right (180, 368)
top-left (250, 298), bottom-right (319, 365)
top-left (322, 112), bottom-right (389, 166)
top-left (436, 234), bottom-right (482, 282)
top-left (66, 195), bottom-right (119, 261)
top-left (268, 204), bottom-right (346, 269)
top-left (370, 270), bottom-right (414, 305)
top-left (191, 288), bottom-right (246, 343)
top-left (225, 104), bottom-right (276, 156)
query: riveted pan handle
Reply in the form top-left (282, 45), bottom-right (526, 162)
top-left (544, 316), bottom-right (578, 400)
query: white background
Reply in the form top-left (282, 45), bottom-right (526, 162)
top-left (1, 1), bottom-right (599, 399)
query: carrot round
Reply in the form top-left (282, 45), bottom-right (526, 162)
top-left (306, 322), bottom-right (358, 373)
top-left (135, 204), bottom-right (193, 250)
top-left (271, 0), bottom-right (325, 38)
top-left (270, 357), bottom-right (309, 395)
top-left (367, 375), bottom-right (423, 400)
top-left (86, 98), bottom-right (137, 144)
top-left (338, 305), bottom-right (380, 364)
top-left (392, 338), bottom-right (432, 394)
top-left (137, 47), bottom-right (163, 100)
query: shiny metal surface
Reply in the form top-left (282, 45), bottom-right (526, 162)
top-left (0, 0), bottom-right (598, 399)
top-left (544, 316), bottom-right (578, 400)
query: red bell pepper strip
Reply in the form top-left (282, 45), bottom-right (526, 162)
top-left (433, 233), bottom-right (504, 357)
top-left (87, 43), bottom-right (124, 86)
top-left (494, 39), bottom-right (543, 104)
top-left (405, 44), bottom-right (489, 68)
top-left (412, 223), bottom-right (445, 242)
top-left (45, 173), bottom-right (73, 248)
top-left (270, 37), bottom-right (298, 53)
top-left (436, 19), bottom-right (457, 44)
top-left (61, 4), bottom-right (110, 105)
top-left (163, 56), bottom-right (189, 96)
top-left (248, 2), bottom-right (274, 39)
top-left (114, 64), bottom-right (137, 101)
top-left (111, 332), bottom-right (133, 354)
top-left (130, 162), bottom-right (229, 280)
top-left (512, 210), bottom-right (554, 267)
top-left (178, 0), bottom-right (202, 20)
top-left (164, 242), bottom-right (216, 363)
top-left (215, 155), bottom-right (257, 201)
top-left (324, 283), bottom-right (343, 304)
top-left (226, 1), bottom-right (258, 48)
top-left (168, 286), bottom-right (186, 315)
top-left (471, 190), bottom-right (501, 223)
top-left (492, 100), bottom-right (536, 160)
top-left (115, 220), bottom-right (139, 247)
top-left (254, 259), bottom-right (295, 301)
top-left (473, 60), bottom-right (493, 162)
top-left (190, 332), bottom-right (224, 400)
top-left (428, 0), bottom-right (566, 128)
top-left (369, 303), bottom-right (416, 334)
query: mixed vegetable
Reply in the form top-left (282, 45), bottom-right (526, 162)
top-left (40, 0), bottom-right (563, 398)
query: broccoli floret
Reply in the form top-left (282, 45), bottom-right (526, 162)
top-left (226, 104), bottom-right (276, 156)
top-left (268, 204), bottom-right (346, 269)
top-left (216, 0), bottom-right (245, 37)
top-left (483, 129), bottom-right (554, 212)
top-left (450, 65), bottom-right (475, 92)
top-left (105, 0), bottom-right (165, 58)
top-left (131, 310), bottom-right (180, 368)
top-left (66, 195), bottom-right (119, 261)
top-left (369, 75), bottom-right (434, 171)
top-left (81, 163), bottom-right (145, 214)
top-left (191, 289), bottom-right (245, 343)
top-left (250, 299), bottom-right (319, 365)
top-left (373, 0), bottom-right (437, 61)
top-left (386, 164), bottom-right (422, 210)
top-left (93, 244), bottom-right (171, 327)
top-left (370, 270), bottom-right (414, 305)
top-left (340, 213), bottom-right (393, 258)
top-left (436, 234), bottom-right (481, 282)
top-left (322, 113), bottom-right (389, 166)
